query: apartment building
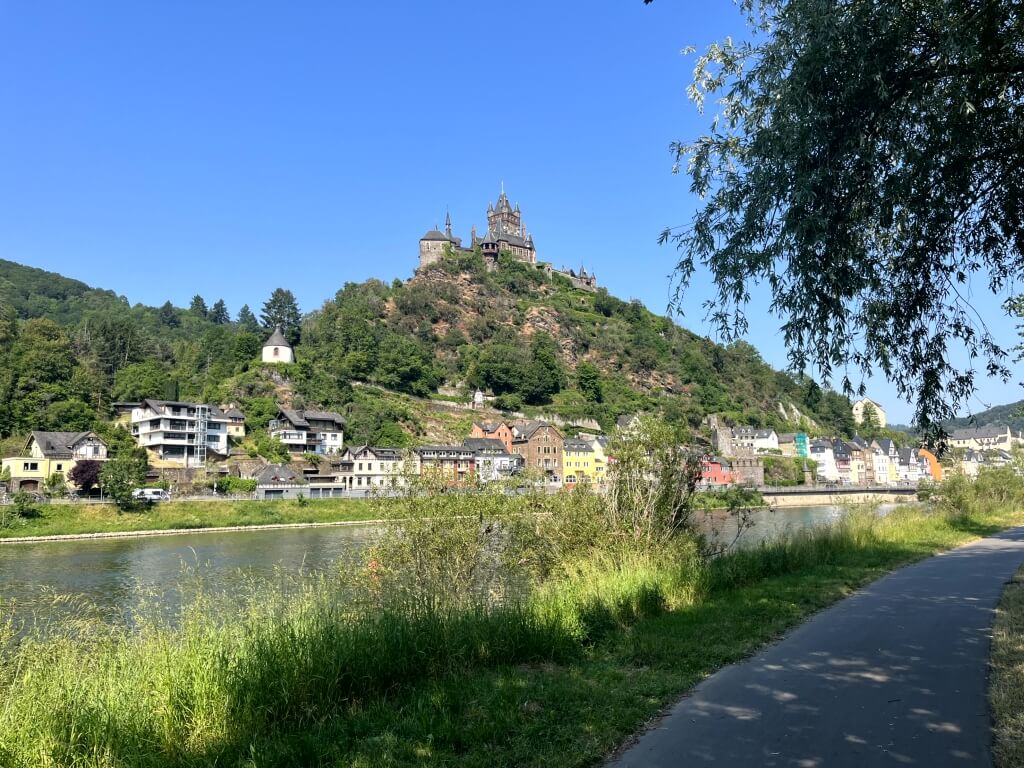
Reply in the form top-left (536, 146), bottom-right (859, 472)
top-left (130, 399), bottom-right (230, 467)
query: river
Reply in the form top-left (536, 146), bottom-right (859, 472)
top-left (0, 504), bottom-right (892, 632)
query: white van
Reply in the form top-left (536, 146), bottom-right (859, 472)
top-left (132, 488), bottom-right (171, 502)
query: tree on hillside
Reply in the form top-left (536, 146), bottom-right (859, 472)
top-left (189, 295), bottom-right (208, 318)
top-left (652, 0), bottom-right (1024, 433)
top-left (237, 304), bottom-right (260, 333)
top-left (576, 361), bottom-right (604, 403)
top-left (157, 301), bottom-right (180, 328)
top-left (209, 299), bottom-right (229, 325)
top-left (521, 333), bottom-right (565, 405)
top-left (261, 288), bottom-right (301, 345)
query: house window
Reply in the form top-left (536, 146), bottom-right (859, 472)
top-left (56, 464), bottom-right (63, 472)
top-left (22, 462), bottom-right (37, 472)
top-left (273, 347), bottom-right (280, 358)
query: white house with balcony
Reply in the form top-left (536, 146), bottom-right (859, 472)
top-left (129, 399), bottom-right (230, 468)
top-left (269, 408), bottom-right (345, 455)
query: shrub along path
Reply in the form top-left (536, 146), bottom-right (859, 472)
top-left (609, 527), bottom-right (1024, 767)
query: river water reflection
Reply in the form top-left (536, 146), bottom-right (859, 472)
top-left (0, 504), bottom-right (895, 631)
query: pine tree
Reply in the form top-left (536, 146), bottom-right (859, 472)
top-left (236, 304), bottom-right (260, 333)
top-left (260, 288), bottom-right (301, 345)
top-left (157, 301), bottom-right (179, 328)
top-left (209, 299), bottom-right (229, 325)
top-left (189, 295), bottom-right (208, 318)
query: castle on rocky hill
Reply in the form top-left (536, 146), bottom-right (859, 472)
top-left (418, 188), bottom-right (597, 291)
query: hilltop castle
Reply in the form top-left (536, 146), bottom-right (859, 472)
top-left (418, 189), bottom-right (597, 291)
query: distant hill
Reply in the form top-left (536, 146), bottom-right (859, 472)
top-left (0, 259), bottom-right (129, 325)
top-left (0, 252), bottom-right (861, 448)
top-left (891, 399), bottom-right (1024, 435)
top-left (943, 400), bottom-right (1024, 433)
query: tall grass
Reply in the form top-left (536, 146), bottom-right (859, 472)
top-left (1, 469), bottom-right (1022, 766)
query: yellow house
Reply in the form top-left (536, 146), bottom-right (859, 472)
top-left (563, 436), bottom-right (608, 486)
top-left (2, 431), bottom-right (108, 493)
top-left (223, 406), bottom-right (246, 439)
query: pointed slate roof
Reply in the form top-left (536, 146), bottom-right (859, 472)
top-left (263, 325), bottom-right (290, 348)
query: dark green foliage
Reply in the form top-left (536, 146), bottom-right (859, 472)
top-left (521, 333), bottom-right (565, 405)
top-left (112, 361), bottom-right (168, 402)
top-left (261, 288), bottom-right (301, 345)
top-left (209, 299), bottom-right (229, 325)
top-left (660, 0), bottom-right (1024, 430)
top-left (100, 451), bottom-right (148, 510)
top-left (236, 304), bottom-right (260, 333)
top-left (576, 361), bottom-right (603, 403)
top-left (157, 301), bottom-right (180, 328)
top-left (189, 295), bottom-right (208, 318)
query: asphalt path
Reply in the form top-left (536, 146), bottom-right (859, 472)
top-left (608, 527), bottom-right (1024, 767)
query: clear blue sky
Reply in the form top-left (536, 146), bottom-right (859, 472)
top-left (1, 1), bottom-right (1020, 424)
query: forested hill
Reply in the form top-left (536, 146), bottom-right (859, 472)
top-left (942, 400), bottom-right (1024, 433)
top-left (0, 254), bottom-right (857, 449)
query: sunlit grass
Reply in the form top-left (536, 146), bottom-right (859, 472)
top-left (992, 566), bottom-right (1024, 768)
top-left (1, 501), bottom-right (1021, 766)
top-left (0, 497), bottom-right (377, 539)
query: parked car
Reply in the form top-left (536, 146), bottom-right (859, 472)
top-left (132, 488), bottom-right (171, 502)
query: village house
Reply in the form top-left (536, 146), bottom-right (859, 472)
top-left (469, 420), bottom-right (515, 453)
top-left (562, 439), bottom-right (598, 486)
top-left (339, 445), bottom-right (407, 490)
top-left (948, 425), bottom-right (1023, 452)
top-left (777, 433), bottom-right (797, 457)
top-left (254, 463), bottom-right (307, 500)
top-left (2, 431), bottom-right (109, 493)
top-left (129, 399), bottom-right (231, 468)
top-left (268, 408), bottom-right (345, 456)
top-left (699, 455), bottom-right (733, 487)
top-left (511, 421), bottom-right (565, 482)
top-left (222, 406), bottom-right (246, 439)
top-left (849, 437), bottom-right (874, 485)
top-left (414, 445), bottom-right (476, 483)
top-left (852, 397), bottom-right (887, 428)
top-left (463, 438), bottom-right (520, 482)
top-left (832, 440), bottom-right (853, 484)
top-left (713, 426), bottom-right (779, 456)
top-left (810, 439), bottom-right (839, 482)
top-left (873, 438), bottom-right (901, 485)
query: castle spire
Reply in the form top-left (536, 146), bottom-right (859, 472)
top-left (445, 208), bottom-right (452, 238)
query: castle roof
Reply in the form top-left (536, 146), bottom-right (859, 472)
top-left (421, 228), bottom-right (450, 242)
top-left (263, 326), bottom-right (290, 348)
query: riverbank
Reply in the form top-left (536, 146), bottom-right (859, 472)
top-left (991, 565), bottom-right (1024, 768)
top-left (0, 497), bottom-right (378, 540)
top-left (2, 499), bottom-right (1022, 767)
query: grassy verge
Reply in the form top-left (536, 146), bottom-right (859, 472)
top-left (0, 497), bottom-right (378, 539)
top-left (1, 502), bottom-right (1020, 767)
top-left (992, 566), bottom-right (1024, 768)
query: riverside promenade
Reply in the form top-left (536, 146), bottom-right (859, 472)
top-left (609, 527), bottom-right (1024, 767)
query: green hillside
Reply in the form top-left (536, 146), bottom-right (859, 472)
top-left (0, 254), bottom-right (858, 451)
top-left (943, 400), bottom-right (1024, 432)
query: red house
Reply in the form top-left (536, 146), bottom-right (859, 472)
top-left (700, 456), bottom-right (733, 487)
